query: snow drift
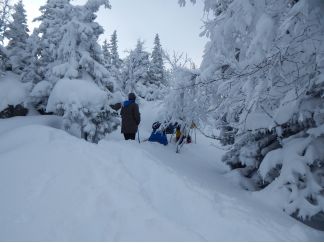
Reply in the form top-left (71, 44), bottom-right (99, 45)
top-left (0, 114), bottom-right (323, 241)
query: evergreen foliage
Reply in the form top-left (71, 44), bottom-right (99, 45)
top-left (0, 0), bottom-right (12, 74)
top-left (0, 0), bottom-right (12, 44)
top-left (20, 32), bottom-right (42, 84)
top-left (121, 40), bottom-right (150, 98)
top-left (108, 30), bottom-right (122, 92)
top-left (121, 35), bottom-right (168, 101)
top-left (149, 34), bottom-right (165, 86)
top-left (102, 39), bottom-right (111, 70)
top-left (110, 30), bottom-right (121, 70)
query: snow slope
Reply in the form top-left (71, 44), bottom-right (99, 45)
top-left (0, 102), bottom-right (323, 241)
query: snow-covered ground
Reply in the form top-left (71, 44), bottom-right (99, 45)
top-left (0, 101), bottom-right (323, 241)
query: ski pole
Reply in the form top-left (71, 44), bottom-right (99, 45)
top-left (137, 129), bottom-right (140, 143)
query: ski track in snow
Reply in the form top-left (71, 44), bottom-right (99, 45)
top-left (0, 101), bottom-right (323, 241)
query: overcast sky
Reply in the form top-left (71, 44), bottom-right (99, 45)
top-left (22, 0), bottom-right (208, 66)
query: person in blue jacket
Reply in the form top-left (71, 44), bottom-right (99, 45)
top-left (111, 93), bottom-right (141, 140)
top-left (148, 122), bottom-right (168, 145)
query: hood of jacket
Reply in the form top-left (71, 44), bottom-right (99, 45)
top-left (123, 100), bottom-right (135, 108)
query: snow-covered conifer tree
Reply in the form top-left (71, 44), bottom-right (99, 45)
top-left (32, 0), bottom-right (112, 86)
top-left (146, 33), bottom-right (167, 100)
top-left (163, 67), bottom-right (200, 126)
top-left (110, 30), bottom-right (121, 69)
top-left (121, 40), bottom-right (150, 98)
top-left (0, 0), bottom-right (12, 74)
top-left (28, 0), bottom-right (119, 143)
top-left (0, 0), bottom-right (12, 44)
top-left (102, 39), bottom-right (111, 70)
top-left (0, 44), bottom-right (8, 76)
top-left (21, 32), bottom-right (42, 86)
top-left (149, 34), bottom-right (165, 85)
top-left (108, 30), bottom-right (122, 91)
top-left (178, 0), bottom-right (324, 220)
top-left (31, 0), bottom-right (71, 90)
top-left (4, 0), bottom-right (29, 74)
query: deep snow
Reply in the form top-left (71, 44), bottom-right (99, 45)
top-left (0, 72), bottom-right (28, 111)
top-left (0, 101), bottom-right (323, 241)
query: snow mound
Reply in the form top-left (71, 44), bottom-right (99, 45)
top-left (0, 115), bottom-right (62, 135)
top-left (0, 72), bottom-right (28, 111)
top-left (0, 122), bottom-right (323, 241)
top-left (273, 90), bottom-right (299, 125)
top-left (46, 78), bottom-right (107, 113)
top-left (30, 80), bottom-right (52, 99)
top-left (0, 125), bottom-right (205, 241)
top-left (246, 112), bottom-right (275, 130)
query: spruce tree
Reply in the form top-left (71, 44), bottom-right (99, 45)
top-left (121, 40), bottom-right (150, 97)
top-left (102, 39), bottom-right (111, 70)
top-left (0, 0), bottom-right (12, 74)
top-left (0, 44), bottom-right (8, 75)
top-left (110, 30), bottom-right (121, 69)
top-left (33, 0), bottom-right (71, 84)
top-left (108, 30), bottom-right (122, 90)
top-left (149, 34), bottom-right (165, 86)
top-left (21, 32), bottom-right (42, 84)
top-left (4, 0), bottom-right (29, 74)
top-left (31, 0), bottom-right (112, 89)
top-left (28, 0), bottom-right (118, 143)
top-left (0, 0), bottom-right (12, 44)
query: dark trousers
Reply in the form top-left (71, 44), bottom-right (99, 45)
top-left (124, 133), bottom-right (136, 140)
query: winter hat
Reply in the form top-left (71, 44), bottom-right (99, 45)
top-left (128, 92), bottom-right (136, 100)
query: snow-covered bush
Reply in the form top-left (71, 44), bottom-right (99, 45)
top-left (0, 72), bottom-right (29, 117)
top-left (162, 67), bottom-right (201, 129)
top-left (29, 80), bottom-right (52, 111)
top-left (46, 78), bottom-right (119, 143)
top-left (259, 126), bottom-right (324, 219)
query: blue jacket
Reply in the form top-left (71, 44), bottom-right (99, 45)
top-left (123, 100), bottom-right (135, 108)
top-left (148, 130), bottom-right (168, 145)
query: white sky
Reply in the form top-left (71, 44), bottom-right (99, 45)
top-left (22, 0), bottom-right (208, 66)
